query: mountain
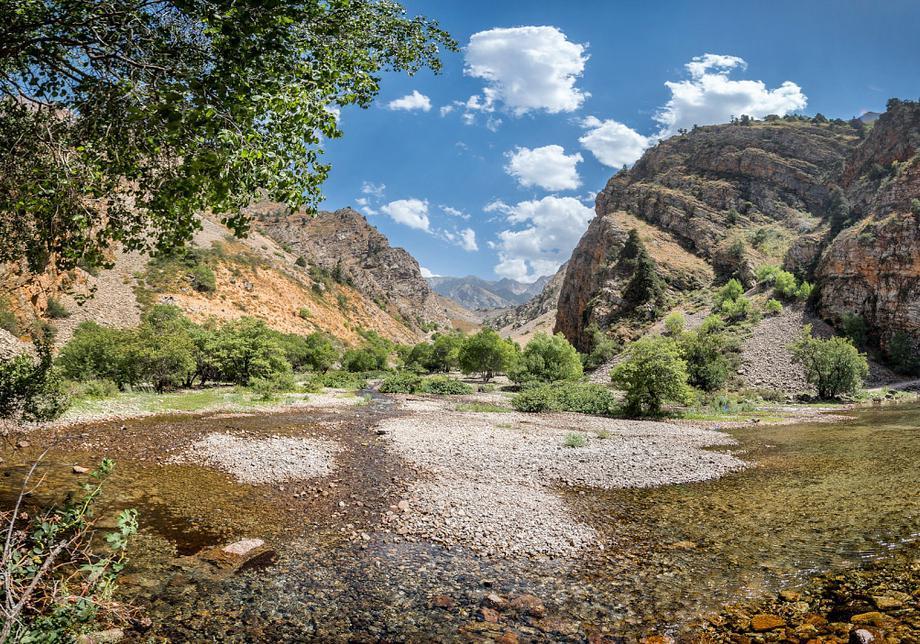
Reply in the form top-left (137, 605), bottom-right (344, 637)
top-left (426, 275), bottom-right (550, 310)
top-left (556, 101), bottom-right (920, 364)
top-left (487, 262), bottom-right (568, 344)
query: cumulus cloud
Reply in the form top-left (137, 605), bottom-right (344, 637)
top-left (441, 205), bottom-right (470, 219)
top-left (420, 266), bottom-right (437, 278)
top-left (361, 181), bottom-right (386, 197)
top-left (578, 116), bottom-right (651, 168)
top-left (387, 90), bottom-right (432, 112)
top-left (656, 53), bottom-right (807, 135)
top-left (492, 195), bottom-right (594, 282)
top-left (355, 197), bottom-right (377, 215)
top-left (463, 26), bottom-right (589, 117)
top-left (505, 145), bottom-right (582, 191)
top-left (381, 199), bottom-right (431, 231)
top-left (458, 227), bottom-right (478, 252)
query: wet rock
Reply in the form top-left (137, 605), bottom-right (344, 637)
top-left (750, 614), bottom-right (785, 631)
top-left (871, 595), bottom-right (903, 610)
top-left (509, 593), bottom-right (545, 618)
top-left (72, 465), bottom-right (90, 474)
top-left (851, 611), bottom-right (886, 626)
top-left (478, 607), bottom-right (500, 623)
top-left (849, 628), bottom-right (876, 644)
top-left (221, 538), bottom-right (265, 556)
top-left (779, 589), bottom-right (801, 602)
top-left (428, 594), bottom-right (455, 610)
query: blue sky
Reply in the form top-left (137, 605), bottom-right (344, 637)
top-left (318, 0), bottom-right (920, 282)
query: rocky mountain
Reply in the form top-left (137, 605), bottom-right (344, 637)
top-left (427, 275), bottom-right (549, 310)
top-left (487, 263), bottom-right (568, 344)
top-left (556, 100), bottom-right (920, 363)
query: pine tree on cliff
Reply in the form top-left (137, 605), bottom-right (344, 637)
top-left (621, 229), bottom-right (665, 315)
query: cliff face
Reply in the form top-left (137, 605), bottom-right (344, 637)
top-left (253, 205), bottom-right (450, 333)
top-left (556, 103), bottom-right (920, 358)
top-left (816, 101), bottom-right (920, 355)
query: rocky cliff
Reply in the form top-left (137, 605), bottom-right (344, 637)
top-left (427, 275), bottom-right (547, 311)
top-left (487, 263), bottom-right (568, 344)
top-left (556, 102), bottom-right (920, 361)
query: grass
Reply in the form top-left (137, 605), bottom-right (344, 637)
top-left (563, 432), bottom-right (587, 448)
top-left (455, 402), bottom-right (513, 413)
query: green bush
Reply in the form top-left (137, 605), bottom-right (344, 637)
top-left (790, 325), bottom-right (869, 398)
top-left (765, 299), bottom-right (783, 316)
top-left (887, 331), bottom-right (919, 375)
top-left (509, 332), bottom-right (582, 384)
top-left (679, 316), bottom-right (737, 392)
top-left (205, 317), bottom-right (291, 385)
top-left (295, 256), bottom-right (307, 267)
top-left (841, 313), bottom-right (868, 347)
top-left (663, 312), bottom-right (685, 336)
top-left (581, 323), bottom-right (620, 370)
top-left (719, 294), bottom-right (753, 322)
top-left (57, 321), bottom-right (137, 388)
top-left (0, 337), bottom-right (69, 421)
top-left (715, 279), bottom-right (744, 307)
top-left (458, 329), bottom-right (518, 381)
top-left (343, 345), bottom-right (386, 372)
top-left (563, 432), bottom-right (587, 448)
top-left (133, 306), bottom-right (197, 392)
top-left (511, 382), bottom-right (619, 416)
top-left (189, 263), bottom-right (217, 292)
top-left (277, 331), bottom-right (339, 373)
top-left (0, 298), bottom-right (19, 335)
top-left (320, 370), bottom-right (367, 390)
top-left (755, 264), bottom-right (781, 286)
top-left (249, 371), bottom-right (297, 400)
top-left (298, 307), bottom-right (312, 319)
top-left (511, 385), bottom-right (557, 412)
top-left (68, 378), bottom-right (119, 400)
top-left (45, 297), bottom-right (70, 319)
top-left (418, 376), bottom-right (473, 395)
top-left (378, 371), bottom-right (422, 393)
top-left (611, 336), bottom-right (691, 416)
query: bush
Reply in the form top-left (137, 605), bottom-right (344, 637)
top-left (189, 264), bottom-right (217, 292)
top-left (755, 264), bottom-right (781, 286)
top-left (620, 229), bottom-right (666, 315)
top-left (663, 312), bottom-right (685, 336)
top-left (298, 307), bottom-right (312, 319)
top-left (133, 306), bottom-right (196, 392)
top-left (563, 433), bottom-right (587, 448)
top-left (378, 372), bottom-right (422, 393)
top-left (343, 345), bottom-right (386, 372)
top-left (0, 337), bottom-right (70, 422)
top-left (45, 297), bottom-right (70, 319)
top-left (611, 336), bottom-right (691, 416)
top-left (887, 331), bottom-right (919, 375)
top-left (320, 370), bottom-right (367, 390)
top-left (715, 279), bottom-right (744, 307)
top-left (765, 299), bottom-right (783, 316)
top-left (458, 329), bottom-right (518, 381)
top-left (790, 325), bottom-right (869, 398)
top-left (841, 313), bottom-right (868, 347)
top-left (418, 376), bottom-right (473, 395)
top-left (719, 294), bottom-right (753, 322)
top-left (679, 317), bottom-right (737, 392)
top-left (68, 379), bottom-right (119, 400)
top-left (509, 332), bottom-right (582, 384)
top-left (511, 382), bottom-right (618, 416)
top-left (206, 317), bottom-right (291, 385)
top-left (581, 324), bottom-right (620, 370)
top-left (295, 256), bottom-right (307, 267)
top-left (249, 371), bottom-right (297, 400)
top-left (0, 298), bottom-right (18, 336)
top-left (57, 322), bottom-right (137, 389)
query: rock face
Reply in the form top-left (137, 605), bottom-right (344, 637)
top-left (556, 102), bottom-right (920, 358)
top-left (487, 263), bottom-right (567, 334)
top-left (253, 205), bottom-right (450, 333)
top-left (427, 275), bottom-right (547, 311)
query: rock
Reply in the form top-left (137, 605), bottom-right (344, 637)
top-left (871, 595), bottom-right (903, 610)
top-left (509, 593), bottom-right (545, 618)
top-left (849, 628), bottom-right (876, 644)
top-left (750, 614), bottom-right (785, 632)
top-left (428, 594), bottom-right (455, 610)
top-left (497, 631), bottom-right (519, 644)
top-left (482, 592), bottom-right (506, 609)
top-left (850, 611), bottom-right (886, 626)
top-left (397, 500), bottom-right (411, 513)
top-left (72, 465), bottom-right (90, 474)
top-left (478, 607), bottom-right (500, 624)
top-left (15, 440), bottom-right (29, 449)
top-left (667, 540), bottom-right (697, 550)
top-left (221, 538), bottom-right (265, 556)
top-left (779, 589), bottom-right (801, 602)
top-left (640, 637), bottom-right (675, 644)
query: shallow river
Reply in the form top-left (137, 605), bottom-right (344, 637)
top-left (2, 402), bottom-right (918, 641)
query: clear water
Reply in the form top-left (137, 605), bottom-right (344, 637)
top-left (2, 403), bottom-right (918, 640)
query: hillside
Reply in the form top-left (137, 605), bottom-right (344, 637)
top-left (487, 262), bottom-right (568, 344)
top-left (427, 275), bottom-right (548, 310)
top-left (556, 102), bottom-right (920, 369)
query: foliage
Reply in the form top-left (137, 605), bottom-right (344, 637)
top-left (755, 264), bottom-right (781, 286)
top-left (714, 278), bottom-right (754, 323)
top-left (887, 331), bottom-right (919, 375)
top-left (44, 297), bottom-right (70, 319)
top-left (0, 459), bottom-right (137, 642)
top-left (789, 326), bottom-right (869, 398)
top-left (206, 317), bottom-right (291, 385)
top-left (458, 329), bottom-right (518, 381)
top-left (378, 371), bottom-right (422, 394)
top-left (509, 333), bottom-right (582, 384)
top-left (249, 371), bottom-right (297, 401)
top-left (611, 336), bottom-right (691, 416)
top-left (841, 313), bottom-right (868, 347)
top-left (511, 382), bottom-right (619, 416)
top-left (298, 307), bottom-right (312, 319)
top-left (404, 331), bottom-right (465, 373)
top-left (455, 401), bottom-right (512, 413)
top-left (827, 184), bottom-right (852, 232)
top-left (418, 376), bottom-right (473, 395)
top-left (663, 312), bottom-right (685, 336)
top-left (0, 336), bottom-right (70, 421)
top-left (620, 229), bottom-right (666, 315)
top-left (320, 370), bottom-right (367, 390)
top-left (0, 0), bottom-right (455, 275)
top-left (581, 323), bottom-right (620, 370)
top-left (0, 298), bottom-right (18, 336)
top-left (678, 316), bottom-right (738, 392)
top-left (188, 264), bottom-right (217, 293)
top-left (67, 379), bottom-right (120, 401)
top-left (276, 331), bottom-right (340, 373)
top-left (57, 322), bottom-right (137, 388)
top-left (765, 298), bottom-right (783, 316)
top-left (772, 269), bottom-right (812, 301)
top-left (343, 345), bottom-right (387, 372)
top-left (563, 433), bottom-right (587, 448)
top-left (132, 305), bottom-right (197, 392)
top-left (714, 279), bottom-right (744, 307)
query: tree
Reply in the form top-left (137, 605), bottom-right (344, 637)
top-left (828, 185), bottom-right (851, 232)
top-left (679, 316), bottom-right (737, 391)
top-left (57, 322), bottom-right (138, 388)
top-left (509, 333), bottom-right (583, 384)
top-left (0, 1), bottom-right (455, 274)
top-left (621, 229), bottom-right (665, 314)
top-left (790, 326), bottom-right (868, 399)
top-left (0, 335), bottom-right (69, 422)
top-left (206, 318), bottom-right (291, 385)
top-left (132, 305), bottom-right (196, 392)
top-left (302, 332), bottom-right (339, 373)
top-left (611, 336), bottom-right (691, 416)
top-left (427, 331), bottom-right (465, 372)
top-left (581, 323), bottom-right (620, 370)
top-left (458, 329), bottom-right (517, 381)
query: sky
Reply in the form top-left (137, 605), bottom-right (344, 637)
top-left (317, 0), bottom-right (920, 283)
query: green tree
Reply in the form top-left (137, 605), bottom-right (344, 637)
top-left (611, 336), bottom-right (691, 416)
top-left (57, 322), bottom-right (137, 388)
top-left (0, 1), bottom-right (455, 274)
top-left (679, 316), bottom-right (737, 391)
top-left (621, 230), bottom-right (665, 314)
top-left (458, 329), bottom-right (517, 381)
top-left (887, 331), bottom-right (919, 375)
top-left (0, 336), bottom-right (69, 421)
top-left (827, 184), bottom-right (851, 232)
top-left (790, 326), bottom-right (868, 399)
top-left (302, 332), bottom-right (339, 373)
top-left (581, 323), bottom-right (619, 370)
top-left (510, 333), bottom-right (583, 384)
top-left (206, 318), bottom-right (291, 385)
top-left (427, 331), bottom-right (465, 372)
top-left (132, 305), bottom-right (196, 392)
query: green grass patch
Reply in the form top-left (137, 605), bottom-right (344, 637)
top-left (455, 402), bottom-right (513, 413)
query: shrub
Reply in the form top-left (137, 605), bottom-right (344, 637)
top-left (790, 325), bottom-right (869, 398)
top-left (663, 312), bottom-right (685, 336)
top-left (343, 345), bottom-right (386, 372)
top-left (378, 372), bottom-right (422, 393)
top-left (887, 331), bottom-right (919, 375)
top-left (719, 294), bottom-right (753, 322)
top-left (249, 371), bottom-right (297, 400)
top-left (458, 329), bottom-right (517, 381)
top-left (0, 337), bottom-right (70, 422)
top-left (755, 264), bottom-right (781, 286)
top-left (912, 198), bottom-right (920, 217)
top-left (57, 322), bottom-right (137, 388)
top-left (320, 370), bottom-right (367, 390)
top-left (563, 433), bottom-right (587, 448)
top-left (45, 297), bottom-right (70, 319)
top-left (582, 324), bottom-right (620, 370)
top-left (189, 263), bottom-right (217, 293)
top-left (295, 256), bottom-right (307, 267)
top-left (205, 317), bottom-right (291, 385)
top-left (509, 332), bottom-right (582, 384)
top-left (511, 382), bottom-right (618, 416)
top-left (715, 279), bottom-right (744, 307)
top-left (418, 376), bottom-right (473, 395)
top-left (511, 385), bottom-right (557, 412)
top-left (611, 336), bottom-right (691, 416)
top-left (133, 306), bottom-right (196, 392)
top-left (298, 307), bottom-right (312, 319)
top-left (765, 299), bottom-right (783, 316)
top-left (796, 280), bottom-right (813, 300)
top-left (679, 317), bottom-right (737, 392)
top-left (620, 229), bottom-right (666, 314)
top-left (841, 313), bottom-right (868, 347)
top-left (0, 299), bottom-right (18, 336)
top-left (302, 332), bottom-right (339, 372)
top-left (68, 379), bottom-right (119, 400)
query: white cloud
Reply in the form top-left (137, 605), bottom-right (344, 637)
top-left (578, 116), bottom-right (651, 168)
top-left (420, 266), bottom-right (437, 278)
top-left (463, 26), bottom-right (589, 117)
top-left (381, 198), bottom-right (431, 231)
top-left (441, 205), bottom-right (470, 219)
top-left (458, 227), bottom-right (478, 252)
top-left (361, 181), bottom-right (386, 197)
top-left (387, 90), bottom-right (432, 112)
top-left (505, 144), bottom-right (582, 191)
top-left (656, 53), bottom-right (807, 135)
top-left (439, 105), bottom-right (455, 117)
top-left (355, 197), bottom-right (378, 215)
top-left (492, 195), bottom-right (594, 282)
